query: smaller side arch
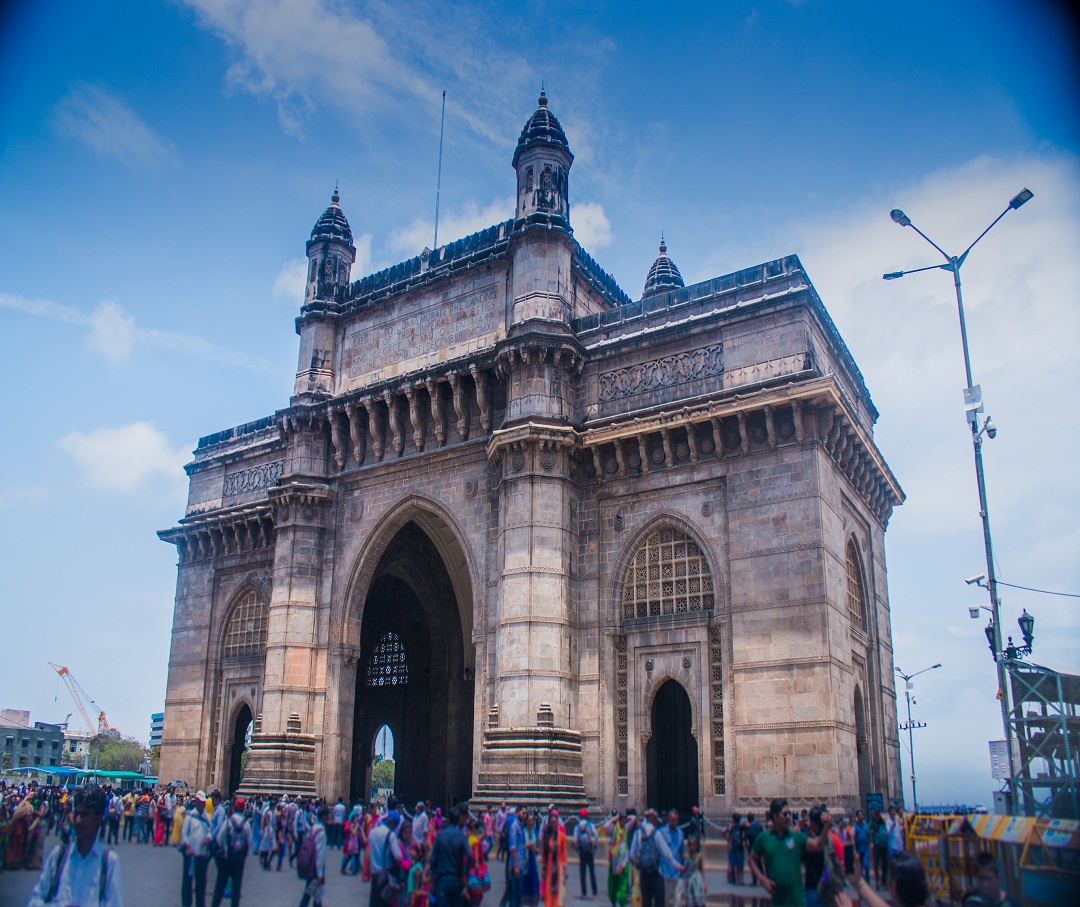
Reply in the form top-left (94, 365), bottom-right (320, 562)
top-left (645, 678), bottom-right (699, 815)
top-left (221, 587), bottom-right (269, 661)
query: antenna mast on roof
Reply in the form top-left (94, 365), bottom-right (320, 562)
top-left (433, 90), bottom-right (446, 250)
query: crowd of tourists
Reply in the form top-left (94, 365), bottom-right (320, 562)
top-left (0, 779), bottom-right (1018, 907)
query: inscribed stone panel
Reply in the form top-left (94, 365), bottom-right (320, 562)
top-left (341, 283), bottom-right (503, 389)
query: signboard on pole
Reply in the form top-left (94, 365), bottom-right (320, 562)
top-left (866, 792), bottom-right (884, 813)
top-left (989, 739), bottom-right (1021, 780)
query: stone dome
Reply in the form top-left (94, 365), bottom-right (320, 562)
top-left (310, 188), bottom-right (353, 244)
top-left (512, 90), bottom-right (573, 168)
top-left (642, 237), bottom-right (685, 298)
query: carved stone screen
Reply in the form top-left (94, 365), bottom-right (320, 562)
top-left (622, 527), bottom-right (715, 620)
top-left (223, 591), bottom-right (268, 659)
top-left (365, 632), bottom-right (409, 687)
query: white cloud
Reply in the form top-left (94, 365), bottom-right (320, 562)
top-left (59, 423), bottom-right (190, 493)
top-left (0, 486), bottom-right (47, 513)
top-left (52, 83), bottom-right (175, 170)
top-left (572, 201), bottom-right (613, 250)
top-left (87, 300), bottom-right (136, 364)
top-left (390, 198), bottom-right (513, 258)
top-left (0, 293), bottom-right (274, 371)
top-left (273, 259), bottom-right (308, 305)
top-left (181, 0), bottom-right (546, 147)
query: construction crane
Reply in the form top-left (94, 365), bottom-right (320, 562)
top-left (49, 663), bottom-right (118, 736)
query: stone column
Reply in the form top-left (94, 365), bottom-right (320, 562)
top-left (238, 481), bottom-right (333, 797)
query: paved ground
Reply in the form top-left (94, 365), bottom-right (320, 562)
top-left (0, 835), bottom-right (777, 907)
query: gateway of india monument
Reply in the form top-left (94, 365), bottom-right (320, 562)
top-left (158, 91), bottom-right (905, 815)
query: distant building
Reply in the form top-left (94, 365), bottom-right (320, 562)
top-left (1, 711), bottom-right (65, 770)
top-left (150, 712), bottom-right (164, 749)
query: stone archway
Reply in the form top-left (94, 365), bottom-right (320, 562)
top-left (855, 685), bottom-right (872, 803)
top-left (646, 679), bottom-right (699, 815)
top-left (227, 703), bottom-right (253, 795)
top-left (350, 520), bottom-right (474, 806)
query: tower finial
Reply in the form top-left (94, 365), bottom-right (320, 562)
top-left (332, 181), bottom-right (340, 205)
top-left (659, 231), bottom-right (667, 254)
top-left (538, 84), bottom-right (547, 108)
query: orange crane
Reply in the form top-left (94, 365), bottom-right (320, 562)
top-left (49, 663), bottom-right (118, 736)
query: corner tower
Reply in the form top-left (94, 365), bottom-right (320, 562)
top-left (513, 90), bottom-right (573, 226)
top-left (294, 189), bottom-right (356, 402)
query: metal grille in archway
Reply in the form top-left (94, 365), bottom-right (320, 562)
top-left (223, 591), bottom-right (268, 659)
top-left (623, 527), bottom-right (715, 619)
top-left (365, 632), bottom-right (409, 687)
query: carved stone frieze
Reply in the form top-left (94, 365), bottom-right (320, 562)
top-left (598, 344), bottom-right (723, 403)
top-left (223, 460), bottom-right (284, 498)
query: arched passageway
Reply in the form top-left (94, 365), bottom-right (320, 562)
top-left (351, 520), bottom-right (473, 807)
top-left (227, 704), bottom-right (253, 796)
top-left (855, 686), bottom-right (873, 803)
top-left (646, 679), bottom-right (699, 815)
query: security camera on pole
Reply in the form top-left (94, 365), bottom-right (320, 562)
top-left (884, 188), bottom-right (1035, 814)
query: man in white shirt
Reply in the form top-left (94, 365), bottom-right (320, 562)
top-left (331, 798), bottom-right (346, 848)
top-left (412, 802), bottom-right (429, 846)
top-left (28, 783), bottom-right (123, 907)
top-left (181, 791), bottom-right (214, 907)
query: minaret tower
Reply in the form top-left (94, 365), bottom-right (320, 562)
top-left (293, 188), bottom-right (356, 401)
top-left (512, 89), bottom-right (574, 227)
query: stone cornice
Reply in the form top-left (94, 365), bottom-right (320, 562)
top-left (158, 500), bottom-right (275, 563)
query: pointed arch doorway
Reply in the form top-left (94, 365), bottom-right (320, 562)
top-left (226, 704), bottom-right (253, 796)
top-left (351, 519), bottom-right (474, 807)
top-left (646, 679), bottom-right (699, 815)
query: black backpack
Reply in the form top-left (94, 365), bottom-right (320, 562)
top-left (637, 828), bottom-right (660, 873)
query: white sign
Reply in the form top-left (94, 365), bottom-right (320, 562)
top-left (988, 739), bottom-right (1021, 780)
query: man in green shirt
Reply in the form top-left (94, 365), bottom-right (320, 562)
top-left (748, 799), bottom-right (833, 907)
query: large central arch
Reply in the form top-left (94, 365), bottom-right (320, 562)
top-left (350, 518), bottom-right (474, 806)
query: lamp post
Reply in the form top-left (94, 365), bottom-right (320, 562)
top-left (896, 663), bottom-right (941, 813)
top-left (883, 188), bottom-right (1033, 808)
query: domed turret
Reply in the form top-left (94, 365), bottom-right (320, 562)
top-left (513, 90), bottom-right (573, 225)
top-left (642, 235), bottom-right (685, 299)
top-left (305, 187), bottom-right (356, 304)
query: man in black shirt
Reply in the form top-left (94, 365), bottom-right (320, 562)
top-left (429, 804), bottom-right (472, 907)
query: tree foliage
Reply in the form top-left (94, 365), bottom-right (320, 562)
top-left (371, 758), bottom-right (395, 792)
top-left (88, 734), bottom-right (147, 772)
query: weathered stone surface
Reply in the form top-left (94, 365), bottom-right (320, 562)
top-left (158, 94), bottom-right (903, 814)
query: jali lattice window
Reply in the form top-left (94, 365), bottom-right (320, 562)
top-left (623, 526), bottom-right (715, 619)
top-left (366, 632), bottom-right (408, 687)
top-left (846, 538), bottom-right (868, 629)
top-left (223, 591), bottom-right (268, 659)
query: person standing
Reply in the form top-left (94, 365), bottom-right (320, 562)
top-left (429, 804), bottom-right (472, 907)
top-left (495, 804), bottom-right (509, 862)
top-left (505, 805), bottom-right (527, 907)
top-left (106, 792), bottom-right (122, 846)
top-left (210, 797), bottom-right (253, 907)
top-left (121, 791), bottom-right (135, 843)
top-left (747, 799), bottom-right (833, 907)
top-left (412, 802), bottom-right (430, 850)
top-left (602, 813), bottom-right (629, 907)
top-left (629, 809), bottom-right (682, 907)
top-left (298, 806), bottom-right (329, 907)
top-left (573, 809), bottom-right (598, 899)
top-left (180, 791), bottom-right (214, 907)
top-left (331, 798), bottom-right (346, 849)
top-left (658, 810), bottom-right (685, 907)
top-left (851, 811), bottom-right (870, 883)
top-left (539, 811), bottom-right (567, 907)
top-left (370, 810), bottom-right (406, 907)
top-left (27, 783), bottom-right (123, 907)
top-left (885, 807), bottom-right (905, 862)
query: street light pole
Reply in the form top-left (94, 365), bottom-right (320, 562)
top-left (884, 188), bottom-right (1033, 809)
top-left (896, 663), bottom-right (941, 813)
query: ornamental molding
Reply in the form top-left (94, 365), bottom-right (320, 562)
top-left (599, 344), bottom-right (723, 403)
top-left (223, 460), bottom-right (284, 497)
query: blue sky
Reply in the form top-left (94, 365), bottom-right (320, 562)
top-left (1, 0), bottom-right (1077, 807)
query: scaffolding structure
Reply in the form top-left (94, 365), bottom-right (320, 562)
top-left (1006, 660), bottom-right (1080, 819)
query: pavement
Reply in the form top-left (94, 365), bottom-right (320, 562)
top-left (0, 834), bottom-right (777, 907)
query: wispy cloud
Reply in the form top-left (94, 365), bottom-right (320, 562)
top-left (181, 0), bottom-right (574, 147)
top-left (0, 485), bottom-right (47, 513)
top-left (59, 423), bottom-right (189, 493)
top-left (0, 294), bottom-right (274, 371)
top-left (52, 83), bottom-right (175, 170)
